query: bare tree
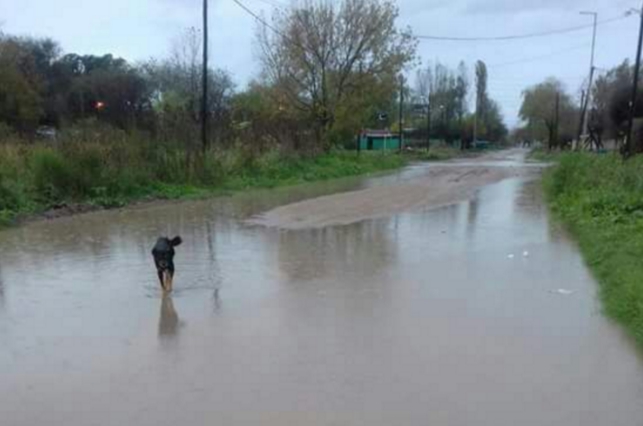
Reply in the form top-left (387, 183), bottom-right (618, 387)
top-left (169, 27), bottom-right (202, 123)
top-left (143, 28), bottom-right (235, 149)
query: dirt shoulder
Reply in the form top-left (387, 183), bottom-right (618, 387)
top-left (249, 149), bottom-right (542, 230)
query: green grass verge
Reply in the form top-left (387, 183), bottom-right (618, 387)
top-left (544, 152), bottom-right (643, 347)
top-left (407, 145), bottom-right (491, 162)
top-left (527, 147), bottom-right (561, 162)
top-left (410, 146), bottom-right (461, 161)
top-left (0, 145), bottom-right (406, 228)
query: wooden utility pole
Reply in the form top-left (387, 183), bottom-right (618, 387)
top-left (426, 98), bottom-right (431, 151)
top-left (579, 12), bottom-right (597, 140)
top-left (626, 2), bottom-right (643, 157)
top-left (398, 76), bottom-right (404, 152)
top-left (576, 89), bottom-right (586, 149)
top-left (473, 90), bottom-right (478, 146)
top-left (555, 92), bottom-right (560, 149)
top-left (201, 0), bottom-right (209, 154)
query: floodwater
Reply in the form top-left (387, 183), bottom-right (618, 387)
top-left (1, 151), bottom-right (642, 426)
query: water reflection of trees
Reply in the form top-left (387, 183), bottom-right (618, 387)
top-left (465, 197), bottom-right (480, 239)
top-left (276, 219), bottom-right (397, 283)
top-left (0, 265), bottom-right (5, 310)
top-left (0, 175), bottom-right (363, 278)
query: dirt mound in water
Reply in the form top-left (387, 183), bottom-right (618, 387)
top-left (249, 150), bottom-right (534, 230)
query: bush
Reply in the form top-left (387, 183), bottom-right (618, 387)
top-left (0, 176), bottom-right (20, 210)
top-left (0, 134), bottom-right (408, 227)
top-left (30, 148), bottom-right (77, 201)
top-left (0, 122), bottom-right (16, 140)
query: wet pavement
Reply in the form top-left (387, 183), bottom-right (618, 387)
top-left (1, 151), bottom-right (642, 425)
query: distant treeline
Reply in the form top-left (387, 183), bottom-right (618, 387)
top-left (0, 0), bottom-right (516, 153)
top-left (513, 61), bottom-right (643, 153)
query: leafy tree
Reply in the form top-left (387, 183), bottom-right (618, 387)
top-left (20, 38), bottom-right (62, 123)
top-left (257, 0), bottom-right (416, 150)
top-left (474, 60), bottom-right (488, 131)
top-left (591, 61), bottom-right (633, 141)
top-left (519, 78), bottom-right (577, 149)
top-left (486, 100), bottom-right (507, 141)
top-left (54, 54), bottom-right (151, 129)
top-left (232, 81), bottom-right (328, 154)
top-left (0, 36), bottom-right (43, 132)
top-left (416, 61), bottom-right (469, 144)
top-left (142, 28), bottom-right (235, 147)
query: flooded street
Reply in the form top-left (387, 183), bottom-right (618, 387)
top-left (1, 149), bottom-right (642, 425)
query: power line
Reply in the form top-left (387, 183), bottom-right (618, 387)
top-left (233, 0), bottom-right (278, 29)
top-left (488, 43), bottom-right (590, 68)
top-left (416, 14), bottom-right (628, 41)
top-left (232, 0), bottom-right (306, 52)
top-left (248, 0), bottom-right (286, 11)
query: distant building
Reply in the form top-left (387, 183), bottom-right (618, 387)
top-left (359, 129), bottom-right (401, 151)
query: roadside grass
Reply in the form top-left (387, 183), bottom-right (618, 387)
top-left (544, 152), bottom-right (643, 347)
top-left (527, 147), bottom-right (562, 162)
top-left (0, 133), bottom-right (499, 228)
top-left (0, 136), bottom-right (406, 227)
top-left (408, 144), bottom-right (491, 162)
top-left (411, 146), bottom-right (461, 161)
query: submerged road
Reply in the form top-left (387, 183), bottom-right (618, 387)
top-left (0, 149), bottom-right (642, 425)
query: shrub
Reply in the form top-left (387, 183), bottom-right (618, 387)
top-left (30, 148), bottom-right (77, 201)
top-left (0, 133), bottom-right (408, 227)
top-left (0, 176), bottom-right (20, 210)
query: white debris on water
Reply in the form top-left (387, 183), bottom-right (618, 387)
top-left (551, 289), bottom-right (575, 295)
top-left (523, 251), bottom-right (529, 257)
top-left (507, 254), bottom-right (515, 259)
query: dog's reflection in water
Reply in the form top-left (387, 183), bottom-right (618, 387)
top-left (158, 295), bottom-right (179, 338)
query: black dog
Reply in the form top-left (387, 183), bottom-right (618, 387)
top-left (151, 236), bottom-right (182, 292)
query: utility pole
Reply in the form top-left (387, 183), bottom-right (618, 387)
top-left (201, 0), bottom-right (209, 155)
top-left (555, 92), bottom-right (560, 149)
top-left (576, 89), bottom-right (586, 150)
top-left (439, 105), bottom-right (446, 144)
top-left (426, 97), bottom-right (431, 151)
top-left (580, 11), bottom-right (598, 142)
top-left (398, 76), bottom-right (404, 152)
top-left (473, 90), bottom-right (478, 146)
top-left (626, 2), bottom-right (643, 157)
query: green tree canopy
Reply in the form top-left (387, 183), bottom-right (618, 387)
top-left (519, 78), bottom-right (577, 149)
top-left (257, 0), bottom-right (417, 150)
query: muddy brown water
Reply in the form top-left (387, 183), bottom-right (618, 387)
top-left (1, 150), bottom-right (642, 425)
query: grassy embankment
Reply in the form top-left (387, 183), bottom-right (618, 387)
top-left (527, 146), bottom-right (561, 162)
top-left (412, 145), bottom-right (465, 161)
top-left (544, 151), bottom-right (643, 346)
top-left (0, 134), bottom-right (406, 227)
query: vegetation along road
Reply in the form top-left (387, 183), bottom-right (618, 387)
top-left (3, 0), bottom-right (643, 423)
top-left (1, 149), bottom-right (642, 425)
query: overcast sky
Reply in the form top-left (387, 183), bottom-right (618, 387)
top-left (0, 0), bottom-right (639, 127)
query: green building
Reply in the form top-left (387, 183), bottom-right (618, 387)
top-left (358, 130), bottom-right (401, 151)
